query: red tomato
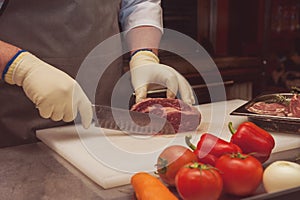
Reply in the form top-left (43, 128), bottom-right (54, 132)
top-left (175, 162), bottom-right (223, 200)
top-left (215, 153), bottom-right (263, 196)
top-left (156, 145), bottom-right (197, 186)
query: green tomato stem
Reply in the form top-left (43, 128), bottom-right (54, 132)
top-left (230, 152), bottom-right (248, 159)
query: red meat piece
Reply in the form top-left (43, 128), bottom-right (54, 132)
top-left (247, 102), bottom-right (288, 116)
top-left (131, 98), bottom-right (201, 133)
top-left (289, 94), bottom-right (300, 117)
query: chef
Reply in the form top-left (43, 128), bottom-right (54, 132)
top-left (0, 0), bottom-right (195, 147)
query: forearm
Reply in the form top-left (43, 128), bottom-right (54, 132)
top-left (126, 26), bottom-right (162, 56)
top-left (0, 40), bottom-right (21, 79)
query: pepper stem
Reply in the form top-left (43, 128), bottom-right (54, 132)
top-left (228, 122), bottom-right (236, 135)
top-left (185, 135), bottom-right (197, 151)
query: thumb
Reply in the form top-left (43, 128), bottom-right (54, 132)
top-left (135, 86), bottom-right (148, 103)
top-left (175, 73), bottom-right (195, 105)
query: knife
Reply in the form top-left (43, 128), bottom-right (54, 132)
top-left (92, 105), bottom-right (175, 135)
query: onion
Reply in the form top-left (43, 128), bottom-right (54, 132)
top-left (263, 160), bottom-right (300, 193)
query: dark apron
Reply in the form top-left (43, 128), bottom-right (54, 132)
top-left (0, 0), bottom-right (123, 147)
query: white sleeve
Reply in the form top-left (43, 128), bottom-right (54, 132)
top-left (119, 0), bottom-right (163, 33)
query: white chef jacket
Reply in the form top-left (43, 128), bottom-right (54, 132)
top-left (120, 0), bottom-right (163, 33)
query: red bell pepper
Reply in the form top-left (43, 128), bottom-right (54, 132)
top-left (228, 121), bottom-right (275, 163)
top-left (185, 133), bottom-right (242, 166)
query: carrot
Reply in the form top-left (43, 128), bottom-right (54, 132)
top-left (131, 172), bottom-right (178, 200)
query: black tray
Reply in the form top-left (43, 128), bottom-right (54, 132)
top-left (230, 93), bottom-right (300, 134)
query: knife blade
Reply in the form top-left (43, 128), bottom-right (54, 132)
top-left (92, 105), bottom-right (175, 135)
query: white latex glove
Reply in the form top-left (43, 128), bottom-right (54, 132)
top-left (129, 50), bottom-right (195, 105)
top-left (4, 51), bottom-right (92, 128)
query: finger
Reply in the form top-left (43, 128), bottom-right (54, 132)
top-left (51, 109), bottom-right (64, 121)
top-left (62, 100), bottom-right (78, 122)
top-left (135, 86), bottom-right (148, 103)
top-left (165, 74), bottom-right (178, 99)
top-left (166, 89), bottom-right (176, 99)
top-left (72, 83), bottom-right (92, 128)
top-left (176, 74), bottom-right (195, 105)
top-left (38, 103), bottom-right (54, 119)
top-left (78, 99), bottom-right (93, 129)
top-left (63, 110), bottom-right (76, 122)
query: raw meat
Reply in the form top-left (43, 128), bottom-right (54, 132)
top-left (247, 102), bottom-right (288, 117)
top-left (130, 98), bottom-right (201, 133)
top-left (289, 94), bottom-right (300, 117)
top-left (247, 94), bottom-right (300, 118)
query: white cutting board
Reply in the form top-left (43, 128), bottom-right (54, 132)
top-left (36, 99), bottom-right (300, 189)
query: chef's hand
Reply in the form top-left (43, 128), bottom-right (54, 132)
top-left (129, 50), bottom-right (195, 105)
top-left (4, 51), bottom-right (92, 128)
